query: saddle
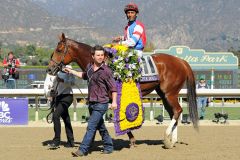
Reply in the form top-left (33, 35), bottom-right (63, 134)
top-left (140, 55), bottom-right (159, 82)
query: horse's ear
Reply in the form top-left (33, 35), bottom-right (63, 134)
top-left (59, 33), bottom-right (66, 42)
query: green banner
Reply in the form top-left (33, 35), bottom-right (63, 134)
top-left (154, 46), bottom-right (238, 70)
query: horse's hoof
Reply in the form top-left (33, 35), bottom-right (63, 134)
top-left (129, 138), bottom-right (136, 148)
top-left (130, 143), bottom-right (137, 148)
top-left (164, 133), bottom-right (173, 149)
top-left (164, 141), bottom-right (174, 149)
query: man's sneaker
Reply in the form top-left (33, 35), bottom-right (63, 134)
top-left (48, 142), bottom-right (60, 149)
top-left (102, 150), bottom-right (113, 154)
top-left (64, 141), bottom-right (75, 148)
top-left (71, 150), bottom-right (87, 157)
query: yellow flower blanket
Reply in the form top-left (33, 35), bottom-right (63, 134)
top-left (114, 81), bottom-right (144, 136)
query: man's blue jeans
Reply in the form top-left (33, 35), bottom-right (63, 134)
top-left (79, 102), bottom-right (113, 154)
top-left (197, 97), bottom-right (208, 118)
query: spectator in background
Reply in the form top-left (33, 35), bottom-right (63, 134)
top-left (2, 51), bottom-right (20, 77)
top-left (196, 78), bottom-right (210, 120)
top-left (2, 51), bottom-right (20, 88)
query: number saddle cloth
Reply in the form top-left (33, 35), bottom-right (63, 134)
top-left (140, 55), bottom-right (159, 82)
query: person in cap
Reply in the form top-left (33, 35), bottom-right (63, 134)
top-left (196, 78), bottom-right (210, 120)
top-left (113, 2), bottom-right (146, 57)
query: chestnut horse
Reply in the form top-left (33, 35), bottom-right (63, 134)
top-left (47, 33), bottom-right (198, 149)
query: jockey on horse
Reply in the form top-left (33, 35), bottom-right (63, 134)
top-left (113, 2), bottom-right (147, 147)
top-left (113, 2), bottom-right (146, 58)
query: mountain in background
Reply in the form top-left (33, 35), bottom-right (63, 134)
top-left (0, 0), bottom-right (107, 47)
top-left (1, 0), bottom-right (240, 51)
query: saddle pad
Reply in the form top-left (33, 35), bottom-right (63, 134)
top-left (140, 75), bottom-right (159, 82)
top-left (140, 55), bottom-right (159, 82)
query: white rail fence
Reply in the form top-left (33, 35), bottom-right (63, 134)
top-left (0, 89), bottom-right (240, 121)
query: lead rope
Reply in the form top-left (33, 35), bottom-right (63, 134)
top-left (46, 80), bottom-right (60, 124)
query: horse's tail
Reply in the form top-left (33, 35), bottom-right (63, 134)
top-left (185, 62), bottom-right (199, 129)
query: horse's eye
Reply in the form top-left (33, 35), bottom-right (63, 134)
top-left (57, 41), bottom-right (63, 46)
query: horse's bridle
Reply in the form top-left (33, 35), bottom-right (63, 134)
top-left (49, 41), bottom-right (69, 75)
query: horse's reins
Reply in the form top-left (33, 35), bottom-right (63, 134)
top-left (51, 40), bottom-right (79, 66)
top-left (50, 40), bottom-right (84, 76)
top-left (46, 40), bottom-right (88, 123)
top-left (44, 67), bottom-right (87, 123)
top-left (50, 41), bottom-right (69, 74)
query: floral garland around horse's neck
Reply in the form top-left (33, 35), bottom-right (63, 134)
top-left (104, 44), bottom-right (142, 82)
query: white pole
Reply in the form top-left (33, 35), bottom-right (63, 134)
top-left (162, 104), bottom-right (165, 118)
top-left (35, 111), bottom-right (39, 121)
top-left (73, 97), bottom-right (77, 121)
top-left (150, 110), bottom-right (154, 121)
top-left (35, 96), bottom-right (39, 121)
top-left (179, 97), bottom-right (183, 121)
top-left (211, 68), bottom-right (214, 89)
top-left (150, 97), bottom-right (154, 121)
top-left (210, 68), bottom-right (214, 106)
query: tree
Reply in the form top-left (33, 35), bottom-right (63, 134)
top-left (228, 46), bottom-right (240, 66)
top-left (25, 45), bottom-right (36, 56)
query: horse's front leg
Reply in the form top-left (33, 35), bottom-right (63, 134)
top-left (127, 131), bottom-right (136, 148)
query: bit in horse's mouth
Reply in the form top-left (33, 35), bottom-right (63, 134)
top-left (46, 66), bottom-right (59, 76)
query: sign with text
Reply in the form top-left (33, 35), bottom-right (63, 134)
top-left (0, 98), bottom-right (28, 125)
top-left (194, 70), bottom-right (238, 89)
top-left (154, 46), bottom-right (238, 70)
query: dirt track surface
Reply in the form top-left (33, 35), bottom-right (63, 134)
top-left (0, 125), bottom-right (240, 160)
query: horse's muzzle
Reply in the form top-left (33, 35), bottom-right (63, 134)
top-left (47, 65), bottom-right (62, 76)
top-left (46, 68), bottom-right (51, 73)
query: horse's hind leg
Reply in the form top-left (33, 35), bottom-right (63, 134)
top-left (163, 95), bottom-right (182, 149)
top-left (171, 123), bottom-right (178, 144)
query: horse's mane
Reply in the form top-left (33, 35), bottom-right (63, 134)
top-left (66, 38), bottom-right (92, 50)
top-left (63, 38), bottom-right (93, 70)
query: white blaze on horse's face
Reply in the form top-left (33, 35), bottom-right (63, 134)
top-left (92, 50), bottom-right (105, 65)
top-left (44, 73), bottom-right (56, 98)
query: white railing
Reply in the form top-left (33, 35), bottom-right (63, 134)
top-left (1, 88), bottom-right (240, 97)
top-left (0, 89), bottom-right (240, 121)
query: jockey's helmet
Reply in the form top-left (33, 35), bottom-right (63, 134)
top-left (124, 3), bottom-right (139, 14)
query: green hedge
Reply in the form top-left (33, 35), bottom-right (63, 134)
top-left (28, 106), bottom-right (240, 121)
